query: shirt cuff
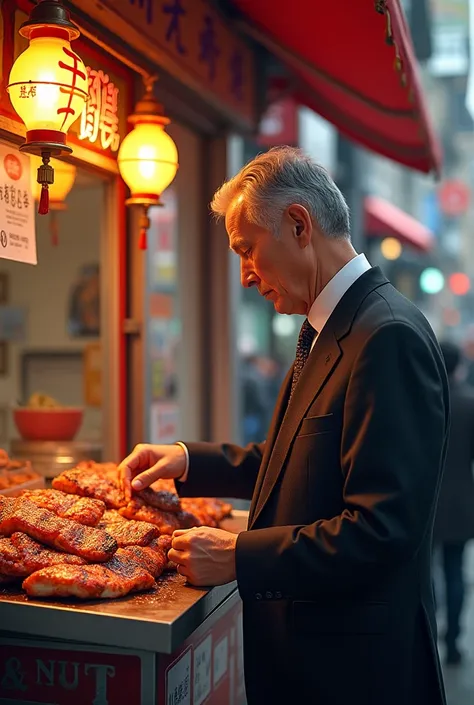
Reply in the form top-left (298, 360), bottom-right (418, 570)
top-left (175, 441), bottom-right (189, 482)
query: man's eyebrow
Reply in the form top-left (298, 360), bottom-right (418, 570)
top-left (229, 237), bottom-right (246, 252)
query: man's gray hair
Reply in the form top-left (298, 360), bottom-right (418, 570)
top-left (211, 146), bottom-right (350, 239)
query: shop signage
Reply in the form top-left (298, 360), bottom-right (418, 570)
top-left (157, 596), bottom-right (245, 705)
top-left (0, 644), bottom-right (144, 705)
top-left (73, 0), bottom-right (257, 128)
top-left (0, 143), bottom-right (36, 265)
top-left (77, 67), bottom-right (121, 153)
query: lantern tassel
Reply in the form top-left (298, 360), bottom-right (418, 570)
top-left (138, 207), bottom-right (150, 251)
top-left (138, 227), bottom-right (147, 250)
top-left (37, 152), bottom-right (54, 216)
top-left (38, 184), bottom-right (49, 215)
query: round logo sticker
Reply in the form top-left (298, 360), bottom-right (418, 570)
top-left (4, 154), bottom-right (22, 181)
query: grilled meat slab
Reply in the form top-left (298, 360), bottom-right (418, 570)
top-left (0, 532), bottom-right (85, 576)
top-left (20, 489), bottom-right (105, 526)
top-left (23, 551), bottom-right (155, 599)
top-left (137, 479), bottom-right (181, 512)
top-left (180, 498), bottom-right (233, 527)
top-left (101, 519), bottom-right (159, 547)
top-left (119, 498), bottom-right (188, 534)
top-left (100, 509), bottom-right (126, 525)
top-left (53, 464), bottom-right (126, 509)
top-left (0, 496), bottom-right (117, 562)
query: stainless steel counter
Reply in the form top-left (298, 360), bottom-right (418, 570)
top-left (0, 511), bottom-right (248, 655)
top-left (0, 575), bottom-right (238, 654)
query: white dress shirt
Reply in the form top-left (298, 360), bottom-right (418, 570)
top-left (177, 254), bottom-right (372, 482)
top-left (308, 253), bottom-right (372, 347)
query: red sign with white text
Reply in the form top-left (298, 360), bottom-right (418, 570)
top-left (157, 597), bottom-right (245, 705)
top-left (0, 644), bottom-right (143, 704)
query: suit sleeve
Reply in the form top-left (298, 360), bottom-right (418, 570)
top-left (176, 441), bottom-right (264, 500)
top-left (236, 322), bottom-right (449, 599)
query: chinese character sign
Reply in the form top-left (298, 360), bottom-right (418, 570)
top-left (78, 67), bottom-right (121, 153)
top-left (106, 0), bottom-right (256, 126)
top-left (0, 146), bottom-right (36, 265)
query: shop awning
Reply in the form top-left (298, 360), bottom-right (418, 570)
top-left (232, 0), bottom-right (441, 176)
top-left (364, 195), bottom-right (434, 252)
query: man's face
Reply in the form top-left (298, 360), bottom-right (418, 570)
top-left (226, 200), bottom-right (313, 315)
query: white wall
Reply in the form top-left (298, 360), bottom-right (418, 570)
top-left (0, 178), bottom-right (104, 444)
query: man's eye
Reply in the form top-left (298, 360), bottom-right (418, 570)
top-left (244, 248), bottom-right (252, 257)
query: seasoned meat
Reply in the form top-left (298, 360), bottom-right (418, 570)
top-left (0, 532), bottom-right (85, 576)
top-left (102, 519), bottom-right (159, 547)
top-left (100, 509), bottom-right (126, 525)
top-left (23, 550), bottom-right (155, 599)
top-left (20, 489), bottom-right (105, 526)
top-left (119, 498), bottom-right (186, 534)
top-left (119, 540), bottom-right (169, 578)
top-left (181, 497), bottom-right (232, 524)
top-left (53, 465), bottom-right (126, 509)
top-left (149, 535), bottom-right (175, 571)
top-left (136, 479), bottom-right (181, 512)
top-left (0, 496), bottom-right (117, 562)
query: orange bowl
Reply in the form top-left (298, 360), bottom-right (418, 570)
top-left (13, 407), bottom-right (84, 441)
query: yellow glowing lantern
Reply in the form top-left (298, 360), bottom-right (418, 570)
top-left (118, 77), bottom-right (178, 249)
top-left (7, 0), bottom-right (88, 215)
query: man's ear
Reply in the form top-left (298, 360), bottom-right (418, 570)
top-left (287, 204), bottom-right (312, 248)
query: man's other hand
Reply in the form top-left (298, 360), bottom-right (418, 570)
top-left (169, 527), bottom-right (238, 586)
top-left (118, 443), bottom-right (186, 501)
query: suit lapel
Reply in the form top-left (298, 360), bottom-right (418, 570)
top-left (250, 332), bottom-right (341, 527)
top-left (248, 266), bottom-right (390, 529)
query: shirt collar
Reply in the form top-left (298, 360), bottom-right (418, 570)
top-left (308, 253), bottom-right (372, 334)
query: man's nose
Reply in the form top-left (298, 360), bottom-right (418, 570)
top-left (240, 260), bottom-right (257, 288)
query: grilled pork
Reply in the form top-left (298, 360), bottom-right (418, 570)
top-left (181, 498), bottom-right (233, 526)
top-left (20, 489), bottom-right (105, 526)
top-left (0, 496), bottom-right (117, 562)
top-left (0, 532), bottom-right (85, 577)
top-left (23, 551), bottom-right (155, 599)
top-left (52, 465), bottom-right (126, 509)
top-left (119, 498), bottom-right (187, 534)
top-left (101, 519), bottom-right (159, 547)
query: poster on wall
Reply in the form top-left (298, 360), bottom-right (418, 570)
top-left (150, 401), bottom-right (181, 444)
top-left (0, 145), bottom-right (36, 265)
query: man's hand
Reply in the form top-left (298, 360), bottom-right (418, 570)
top-left (118, 443), bottom-right (186, 501)
top-left (169, 527), bottom-right (238, 587)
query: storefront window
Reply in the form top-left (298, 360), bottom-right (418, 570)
top-left (0, 157), bottom-right (108, 469)
top-left (145, 188), bottom-right (182, 444)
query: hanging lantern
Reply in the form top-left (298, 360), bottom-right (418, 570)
top-left (118, 77), bottom-right (179, 250)
top-left (7, 0), bottom-right (88, 216)
top-left (30, 156), bottom-right (76, 246)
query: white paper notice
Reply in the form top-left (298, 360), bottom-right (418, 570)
top-left (0, 145), bottom-right (36, 265)
top-left (213, 635), bottom-right (229, 688)
top-left (193, 634), bottom-right (212, 705)
top-left (166, 647), bottom-right (191, 705)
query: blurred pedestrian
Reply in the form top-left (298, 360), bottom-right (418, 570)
top-left (435, 340), bottom-right (474, 665)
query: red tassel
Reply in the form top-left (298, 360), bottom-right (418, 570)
top-left (138, 227), bottom-right (147, 250)
top-left (38, 184), bottom-right (49, 215)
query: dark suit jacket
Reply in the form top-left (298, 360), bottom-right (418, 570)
top-left (180, 268), bottom-right (450, 705)
top-left (434, 378), bottom-right (474, 544)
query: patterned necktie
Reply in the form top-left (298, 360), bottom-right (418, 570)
top-left (290, 318), bottom-right (317, 401)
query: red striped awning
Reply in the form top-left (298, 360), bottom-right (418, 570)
top-left (233, 0), bottom-right (442, 176)
top-left (364, 195), bottom-right (434, 252)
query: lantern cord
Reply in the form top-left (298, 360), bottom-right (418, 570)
top-left (50, 211), bottom-right (59, 247)
top-left (138, 207), bottom-right (150, 251)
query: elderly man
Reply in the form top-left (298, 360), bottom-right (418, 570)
top-left (120, 147), bottom-right (449, 705)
